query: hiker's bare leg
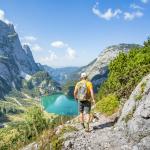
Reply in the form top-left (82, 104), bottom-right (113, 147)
top-left (86, 114), bottom-right (90, 123)
top-left (80, 113), bottom-right (84, 123)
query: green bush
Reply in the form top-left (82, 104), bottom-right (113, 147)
top-left (95, 94), bottom-right (120, 115)
top-left (24, 105), bottom-right (46, 136)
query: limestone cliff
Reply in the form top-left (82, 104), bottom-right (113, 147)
top-left (0, 20), bottom-right (42, 87)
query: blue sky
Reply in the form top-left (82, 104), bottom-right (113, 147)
top-left (0, 0), bottom-right (150, 68)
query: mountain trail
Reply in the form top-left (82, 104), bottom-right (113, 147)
top-left (9, 97), bottom-right (22, 107)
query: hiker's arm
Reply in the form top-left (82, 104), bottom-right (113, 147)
top-left (74, 89), bottom-right (78, 101)
top-left (90, 88), bottom-right (96, 105)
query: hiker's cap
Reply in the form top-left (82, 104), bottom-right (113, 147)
top-left (81, 73), bottom-right (87, 77)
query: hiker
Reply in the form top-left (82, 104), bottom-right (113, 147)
top-left (74, 73), bottom-right (96, 132)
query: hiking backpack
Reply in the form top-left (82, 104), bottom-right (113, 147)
top-left (77, 81), bottom-right (90, 101)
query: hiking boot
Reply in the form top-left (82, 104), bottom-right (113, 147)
top-left (85, 123), bottom-right (89, 132)
top-left (81, 123), bottom-right (85, 129)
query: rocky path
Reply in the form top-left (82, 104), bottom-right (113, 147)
top-left (10, 97), bottom-right (22, 107)
top-left (61, 113), bottom-right (132, 150)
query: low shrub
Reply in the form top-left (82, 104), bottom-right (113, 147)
top-left (95, 94), bottom-right (120, 115)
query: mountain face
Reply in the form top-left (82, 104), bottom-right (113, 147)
top-left (85, 44), bottom-right (143, 92)
top-left (36, 63), bottom-right (45, 71)
top-left (42, 65), bottom-right (79, 82)
top-left (0, 20), bottom-right (42, 87)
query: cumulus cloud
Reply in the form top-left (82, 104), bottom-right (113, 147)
top-left (49, 50), bottom-right (52, 53)
top-left (141, 0), bottom-right (148, 3)
top-left (65, 48), bottom-right (78, 59)
top-left (51, 41), bottom-right (68, 48)
top-left (14, 24), bottom-right (18, 29)
top-left (40, 52), bottom-right (58, 61)
top-left (22, 43), bottom-right (32, 46)
top-left (130, 4), bottom-right (144, 9)
top-left (82, 51), bottom-right (85, 54)
top-left (92, 3), bottom-right (122, 20)
top-left (0, 9), bottom-right (11, 24)
top-left (32, 44), bottom-right (43, 51)
top-left (24, 36), bottom-right (37, 41)
top-left (19, 37), bottom-right (24, 40)
top-left (124, 11), bottom-right (144, 20)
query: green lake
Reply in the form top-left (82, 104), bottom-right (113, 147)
top-left (40, 94), bottom-right (78, 116)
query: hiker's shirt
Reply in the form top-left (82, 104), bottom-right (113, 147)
top-left (75, 80), bottom-right (93, 101)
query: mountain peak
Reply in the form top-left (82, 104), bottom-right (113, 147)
top-left (7, 23), bottom-right (15, 34)
top-left (22, 44), bottom-right (33, 57)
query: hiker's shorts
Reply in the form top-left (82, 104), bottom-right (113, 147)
top-left (78, 101), bottom-right (91, 114)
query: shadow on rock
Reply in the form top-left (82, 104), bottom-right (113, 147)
top-left (91, 122), bottom-right (114, 131)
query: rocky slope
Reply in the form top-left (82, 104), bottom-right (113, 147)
top-left (22, 73), bottom-right (150, 150)
top-left (36, 63), bottom-right (45, 71)
top-left (43, 65), bottom-right (79, 82)
top-left (0, 20), bottom-right (43, 91)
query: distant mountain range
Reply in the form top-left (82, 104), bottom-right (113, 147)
top-left (42, 65), bottom-right (79, 82)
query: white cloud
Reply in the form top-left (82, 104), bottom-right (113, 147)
top-left (40, 52), bottom-right (58, 61)
top-left (24, 36), bottom-right (37, 41)
top-left (82, 51), bottom-right (85, 54)
top-left (49, 50), bottom-right (51, 53)
top-left (141, 0), bottom-right (148, 3)
top-left (130, 4), bottom-right (144, 9)
top-left (32, 44), bottom-right (43, 51)
top-left (14, 24), bottom-right (18, 29)
top-left (0, 9), bottom-right (11, 24)
top-left (19, 37), bottom-right (24, 40)
top-left (92, 3), bottom-right (122, 20)
top-left (65, 48), bottom-right (78, 59)
top-left (51, 41), bottom-right (68, 48)
top-left (124, 11), bottom-right (144, 20)
top-left (22, 43), bottom-right (32, 46)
